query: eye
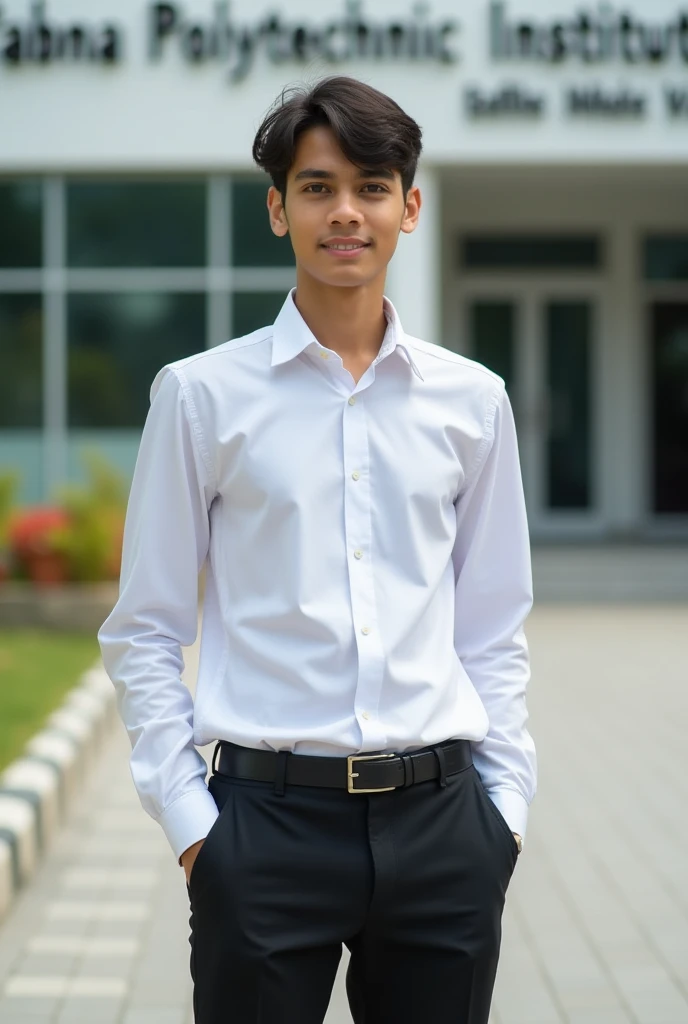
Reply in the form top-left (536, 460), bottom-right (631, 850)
top-left (361, 184), bottom-right (389, 194)
top-left (303, 183), bottom-right (330, 194)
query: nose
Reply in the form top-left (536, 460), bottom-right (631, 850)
top-left (327, 191), bottom-right (362, 226)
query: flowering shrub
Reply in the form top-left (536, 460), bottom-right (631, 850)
top-left (49, 449), bottom-right (127, 582)
top-left (8, 507), bottom-right (71, 556)
top-left (0, 471), bottom-right (20, 582)
top-left (49, 492), bottom-right (124, 583)
top-left (2, 449), bottom-right (127, 586)
top-left (7, 506), bottom-right (73, 584)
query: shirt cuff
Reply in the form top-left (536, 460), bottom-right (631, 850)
top-left (486, 788), bottom-right (530, 845)
top-left (156, 788), bottom-right (220, 864)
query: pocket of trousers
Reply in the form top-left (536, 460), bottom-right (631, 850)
top-left (188, 774), bottom-right (233, 891)
top-left (472, 768), bottom-right (520, 860)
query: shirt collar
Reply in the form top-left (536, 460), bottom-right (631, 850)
top-left (270, 288), bottom-right (424, 382)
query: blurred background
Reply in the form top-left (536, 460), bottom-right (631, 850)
top-left (0, 1), bottom-right (687, 1022)
top-left (1, 0), bottom-right (687, 595)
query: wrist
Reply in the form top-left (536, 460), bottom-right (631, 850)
top-left (180, 838), bottom-right (204, 864)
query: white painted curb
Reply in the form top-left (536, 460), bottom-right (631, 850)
top-left (0, 838), bottom-right (12, 920)
top-left (0, 659), bottom-right (118, 923)
top-left (1, 760), bottom-right (60, 851)
top-left (0, 795), bottom-right (38, 886)
top-left (46, 708), bottom-right (96, 767)
top-left (25, 731), bottom-right (80, 809)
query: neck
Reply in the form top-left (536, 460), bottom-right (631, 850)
top-left (292, 271), bottom-right (388, 364)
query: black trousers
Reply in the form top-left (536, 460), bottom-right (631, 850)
top-left (186, 744), bottom-right (519, 1024)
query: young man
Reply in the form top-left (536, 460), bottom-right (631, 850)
top-left (98, 76), bottom-right (536, 1024)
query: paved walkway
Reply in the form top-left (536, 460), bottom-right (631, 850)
top-left (0, 604), bottom-right (687, 1023)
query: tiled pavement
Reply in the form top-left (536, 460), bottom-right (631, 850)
top-left (0, 604), bottom-right (686, 1023)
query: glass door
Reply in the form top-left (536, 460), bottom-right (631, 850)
top-left (544, 300), bottom-right (592, 512)
top-left (650, 302), bottom-right (688, 514)
top-left (463, 285), bottom-right (602, 537)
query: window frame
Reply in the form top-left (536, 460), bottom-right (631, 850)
top-left (0, 172), bottom-right (296, 502)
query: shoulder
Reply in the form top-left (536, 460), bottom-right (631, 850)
top-left (150, 327), bottom-right (274, 401)
top-left (405, 335), bottom-right (505, 413)
top-left (407, 336), bottom-right (502, 384)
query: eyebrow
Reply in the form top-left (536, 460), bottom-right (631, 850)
top-left (293, 167), bottom-right (397, 182)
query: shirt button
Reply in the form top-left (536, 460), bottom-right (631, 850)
top-left (354, 549), bottom-right (363, 559)
top-left (319, 350), bottom-right (329, 359)
top-left (348, 396), bottom-right (356, 406)
top-left (361, 711), bottom-right (371, 720)
top-left (361, 626), bottom-right (371, 635)
top-left (351, 471), bottom-right (360, 481)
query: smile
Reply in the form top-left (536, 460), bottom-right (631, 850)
top-left (321, 243), bottom-right (370, 257)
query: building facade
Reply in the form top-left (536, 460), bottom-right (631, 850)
top-left (1, 0), bottom-right (687, 542)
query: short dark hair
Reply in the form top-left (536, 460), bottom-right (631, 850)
top-left (252, 76), bottom-right (423, 198)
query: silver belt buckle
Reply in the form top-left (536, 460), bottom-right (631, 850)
top-left (347, 753), bottom-right (397, 793)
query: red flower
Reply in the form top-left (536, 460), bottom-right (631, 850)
top-left (8, 507), bottom-right (72, 558)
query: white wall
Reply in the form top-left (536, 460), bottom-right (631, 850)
top-left (1, 0), bottom-right (687, 170)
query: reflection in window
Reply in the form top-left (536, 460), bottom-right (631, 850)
top-left (470, 301), bottom-right (515, 395)
top-left (232, 180), bottom-right (295, 268)
top-left (461, 235), bottom-right (600, 271)
top-left (232, 291), bottom-right (289, 338)
top-left (0, 294), bottom-right (43, 427)
top-left (546, 302), bottom-right (592, 510)
top-left (67, 180), bottom-right (206, 267)
top-left (67, 293), bottom-right (205, 428)
top-left (644, 237), bottom-right (688, 282)
top-left (0, 180), bottom-right (42, 268)
top-left (652, 303), bottom-right (688, 513)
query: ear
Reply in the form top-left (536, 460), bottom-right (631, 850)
top-left (267, 185), bottom-right (289, 238)
top-left (400, 185), bottom-right (421, 236)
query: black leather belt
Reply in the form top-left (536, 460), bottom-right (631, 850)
top-left (214, 738), bottom-right (473, 793)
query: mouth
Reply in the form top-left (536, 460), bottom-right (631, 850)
top-left (320, 242), bottom-right (371, 258)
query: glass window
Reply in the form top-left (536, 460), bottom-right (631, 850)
top-left (644, 237), bottom-right (688, 281)
top-left (67, 292), bottom-right (205, 428)
top-left (67, 180), bottom-right (206, 267)
top-left (546, 302), bottom-right (592, 510)
top-left (232, 181), bottom-right (295, 268)
top-left (651, 302), bottom-right (688, 513)
top-left (0, 433), bottom-right (43, 505)
top-left (470, 301), bottom-right (515, 395)
top-left (232, 291), bottom-right (289, 337)
top-left (461, 235), bottom-right (600, 271)
top-left (0, 294), bottom-right (43, 427)
top-left (0, 180), bottom-right (42, 268)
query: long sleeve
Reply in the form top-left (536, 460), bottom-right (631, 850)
top-left (97, 365), bottom-right (220, 862)
top-left (452, 383), bottom-right (537, 841)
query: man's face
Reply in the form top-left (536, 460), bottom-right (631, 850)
top-left (267, 125), bottom-right (420, 289)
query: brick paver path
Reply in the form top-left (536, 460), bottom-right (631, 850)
top-left (0, 604), bottom-right (686, 1024)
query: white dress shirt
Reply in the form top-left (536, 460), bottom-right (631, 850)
top-left (98, 288), bottom-right (537, 862)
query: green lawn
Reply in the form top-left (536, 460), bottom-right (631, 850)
top-left (0, 629), bottom-right (102, 772)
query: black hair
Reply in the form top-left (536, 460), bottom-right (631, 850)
top-left (252, 76), bottom-right (423, 198)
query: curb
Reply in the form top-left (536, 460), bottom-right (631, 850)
top-left (0, 663), bottom-right (117, 922)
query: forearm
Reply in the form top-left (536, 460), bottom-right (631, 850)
top-left (452, 385), bottom-right (537, 839)
top-left (98, 612), bottom-right (220, 860)
top-left (462, 618), bottom-right (536, 839)
top-left (97, 364), bottom-right (220, 861)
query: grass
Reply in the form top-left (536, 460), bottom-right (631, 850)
top-left (0, 629), bottom-right (102, 773)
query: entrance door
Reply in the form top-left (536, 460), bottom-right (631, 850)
top-left (460, 282), bottom-right (604, 537)
top-left (650, 302), bottom-right (688, 515)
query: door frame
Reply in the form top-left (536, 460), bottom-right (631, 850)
top-left (454, 275), bottom-right (610, 540)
